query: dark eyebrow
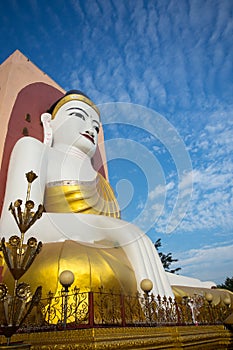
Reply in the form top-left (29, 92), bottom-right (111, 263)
top-left (66, 107), bottom-right (100, 126)
top-left (66, 107), bottom-right (89, 117)
top-left (93, 119), bottom-right (100, 127)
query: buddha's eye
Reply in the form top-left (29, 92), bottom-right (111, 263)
top-left (69, 112), bottom-right (86, 120)
top-left (94, 126), bottom-right (100, 134)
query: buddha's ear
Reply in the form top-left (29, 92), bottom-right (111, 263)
top-left (41, 113), bottom-right (53, 146)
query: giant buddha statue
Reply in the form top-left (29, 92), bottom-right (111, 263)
top-left (0, 90), bottom-right (173, 298)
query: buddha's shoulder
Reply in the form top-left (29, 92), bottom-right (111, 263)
top-left (13, 137), bottom-right (46, 152)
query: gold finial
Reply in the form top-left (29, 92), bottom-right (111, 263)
top-left (26, 170), bottom-right (38, 183)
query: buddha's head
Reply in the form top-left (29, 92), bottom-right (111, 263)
top-left (47, 90), bottom-right (100, 158)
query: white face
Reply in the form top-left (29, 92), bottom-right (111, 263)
top-left (51, 100), bottom-right (100, 158)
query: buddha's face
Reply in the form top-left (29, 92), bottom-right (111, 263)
top-left (51, 100), bottom-right (100, 157)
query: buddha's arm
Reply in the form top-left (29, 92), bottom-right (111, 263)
top-left (2, 137), bottom-right (48, 215)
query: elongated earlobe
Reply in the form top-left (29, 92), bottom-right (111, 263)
top-left (41, 113), bottom-right (53, 146)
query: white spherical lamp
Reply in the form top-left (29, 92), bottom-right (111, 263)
top-left (205, 292), bottom-right (213, 303)
top-left (140, 279), bottom-right (153, 294)
top-left (223, 296), bottom-right (231, 306)
top-left (59, 270), bottom-right (75, 290)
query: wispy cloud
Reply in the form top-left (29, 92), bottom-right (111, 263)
top-left (149, 181), bottom-right (175, 200)
top-left (174, 243), bottom-right (233, 284)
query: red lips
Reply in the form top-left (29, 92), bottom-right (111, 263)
top-left (80, 133), bottom-right (95, 144)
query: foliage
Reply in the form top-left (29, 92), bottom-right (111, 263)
top-left (154, 238), bottom-right (181, 274)
top-left (217, 276), bottom-right (233, 292)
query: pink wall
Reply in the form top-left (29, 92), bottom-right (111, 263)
top-left (0, 82), bottom-right (64, 214)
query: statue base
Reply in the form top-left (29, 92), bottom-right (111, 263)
top-left (0, 343), bottom-right (31, 349)
top-left (0, 326), bottom-right (232, 349)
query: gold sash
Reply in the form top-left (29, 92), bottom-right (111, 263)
top-left (44, 173), bottom-right (120, 218)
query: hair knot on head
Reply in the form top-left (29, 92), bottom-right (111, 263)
top-left (47, 90), bottom-right (100, 119)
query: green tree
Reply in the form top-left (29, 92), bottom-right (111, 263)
top-left (154, 238), bottom-right (181, 274)
top-left (217, 276), bottom-right (233, 292)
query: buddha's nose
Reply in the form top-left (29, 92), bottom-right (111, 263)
top-left (85, 129), bottom-right (94, 137)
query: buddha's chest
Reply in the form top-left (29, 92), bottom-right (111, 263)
top-left (46, 150), bottom-right (96, 182)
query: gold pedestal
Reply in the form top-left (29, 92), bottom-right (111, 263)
top-left (0, 343), bottom-right (30, 349)
top-left (1, 325), bottom-right (232, 349)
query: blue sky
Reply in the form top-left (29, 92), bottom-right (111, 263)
top-left (0, 0), bottom-right (232, 284)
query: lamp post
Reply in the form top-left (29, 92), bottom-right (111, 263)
top-left (205, 292), bottom-right (213, 323)
top-left (222, 295), bottom-right (231, 322)
top-left (140, 279), bottom-right (153, 323)
top-left (59, 270), bottom-right (74, 329)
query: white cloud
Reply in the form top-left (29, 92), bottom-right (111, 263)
top-left (174, 244), bottom-right (233, 284)
top-left (149, 181), bottom-right (175, 200)
top-left (179, 170), bottom-right (197, 190)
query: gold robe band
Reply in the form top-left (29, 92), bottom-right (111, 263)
top-left (44, 173), bottom-right (120, 218)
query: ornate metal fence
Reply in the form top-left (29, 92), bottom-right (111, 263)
top-left (19, 288), bottom-right (232, 333)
